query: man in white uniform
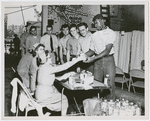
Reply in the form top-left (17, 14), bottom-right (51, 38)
top-left (40, 25), bottom-right (59, 64)
top-left (84, 14), bottom-right (116, 100)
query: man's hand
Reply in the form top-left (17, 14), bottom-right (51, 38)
top-left (79, 53), bottom-right (88, 61)
top-left (84, 55), bottom-right (96, 63)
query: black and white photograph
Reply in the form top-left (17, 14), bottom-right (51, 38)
top-left (1, 1), bottom-right (149, 120)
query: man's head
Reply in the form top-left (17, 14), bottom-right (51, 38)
top-left (61, 24), bottom-right (69, 36)
top-left (93, 14), bottom-right (106, 30)
top-left (77, 22), bottom-right (88, 37)
top-left (69, 24), bottom-right (78, 37)
top-left (46, 25), bottom-right (53, 35)
top-left (29, 26), bottom-right (37, 36)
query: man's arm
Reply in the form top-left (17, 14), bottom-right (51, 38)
top-left (94, 44), bottom-right (113, 60)
top-left (29, 60), bottom-right (37, 93)
top-left (66, 50), bottom-right (70, 62)
top-left (66, 39), bottom-right (70, 62)
top-left (59, 43), bottom-right (64, 64)
top-left (25, 37), bottom-right (30, 52)
top-left (85, 44), bottom-right (113, 63)
top-left (54, 36), bottom-right (59, 62)
top-left (85, 49), bottom-right (95, 57)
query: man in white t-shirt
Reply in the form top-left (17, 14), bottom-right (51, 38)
top-left (66, 24), bottom-right (80, 62)
top-left (77, 22), bottom-right (94, 74)
top-left (84, 14), bottom-right (116, 100)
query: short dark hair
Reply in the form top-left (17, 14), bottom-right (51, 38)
top-left (93, 14), bottom-right (104, 22)
top-left (77, 22), bottom-right (88, 29)
top-left (69, 24), bottom-right (77, 31)
top-left (46, 25), bottom-right (53, 30)
top-left (61, 24), bottom-right (69, 31)
top-left (29, 26), bottom-right (37, 32)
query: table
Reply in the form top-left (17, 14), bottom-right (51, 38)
top-left (55, 79), bottom-right (109, 116)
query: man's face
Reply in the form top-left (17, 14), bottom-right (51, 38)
top-left (70, 27), bottom-right (78, 37)
top-left (78, 25), bottom-right (88, 37)
top-left (36, 46), bottom-right (45, 55)
top-left (94, 19), bottom-right (105, 30)
top-left (47, 27), bottom-right (52, 35)
top-left (30, 28), bottom-right (37, 36)
top-left (62, 27), bottom-right (69, 36)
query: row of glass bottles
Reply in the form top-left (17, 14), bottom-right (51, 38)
top-left (94, 98), bottom-right (141, 116)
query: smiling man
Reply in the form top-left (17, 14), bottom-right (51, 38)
top-left (26, 26), bottom-right (41, 53)
top-left (66, 24), bottom-right (80, 62)
top-left (77, 22), bottom-right (94, 73)
top-left (84, 14), bottom-right (116, 100)
top-left (59, 24), bottom-right (71, 64)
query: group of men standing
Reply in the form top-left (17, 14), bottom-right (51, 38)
top-left (18, 14), bottom-right (116, 100)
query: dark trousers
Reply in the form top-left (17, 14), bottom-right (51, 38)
top-left (94, 55), bottom-right (116, 100)
top-left (79, 62), bottom-right (94, 74)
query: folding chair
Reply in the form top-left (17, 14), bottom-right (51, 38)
top-left (11, 78), bottom-right (51, 117)
top-left (128, 69), bottom-right (144, 93)
top-left (115, 66), bottom-right (129, 90)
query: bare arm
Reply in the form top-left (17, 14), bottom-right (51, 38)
top-left (26, 37), bottom-right (30, 52)
top-left (66, 50), bottom-right (70, 62)
top-left (59, 44), bottom-right (64, 64)
top-left (85, 44), bottom-right (113, 63)
top-left (94, 44), bottom-right (113, 60)
top-left (85, 49), bottom-right (95, 57)
top-left (66, 40), bottom-right (70, 62)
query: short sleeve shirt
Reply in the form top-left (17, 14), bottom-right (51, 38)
top-left (59, 35), bottom-right (71, 55)
top-left (66, 37), bottom-right (80, 56)
top-left (90, 27), bottom-right (116, 55)
top-left (78, 32), bottom-right (92, 53)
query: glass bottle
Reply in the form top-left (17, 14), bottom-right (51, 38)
top-left (104, 74), bottom-right (109, 87)
top-left (102, 99), bottom-right (108, 115)
top-left (135, 103), bottom-right (141, 116)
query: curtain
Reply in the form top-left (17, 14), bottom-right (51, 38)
top-left (114, 31), bottom-right (121, 66)
top-left (117, 32), bottom-right (132, 73)
top-left (130, 31), bottom-right (144, 70)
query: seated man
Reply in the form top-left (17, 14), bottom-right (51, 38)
top-left (17, 43), bottom-right (42, 90)
top-left (29, 43), bottom-right (45, 94)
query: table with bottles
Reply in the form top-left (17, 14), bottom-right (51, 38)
top-left (55, 70), bottom-right (110, 116)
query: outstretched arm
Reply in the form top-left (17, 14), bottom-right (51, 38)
top-left (50, 55), bottom-right (86, 74)
top-left (85, 44), bottom-right (113, 63)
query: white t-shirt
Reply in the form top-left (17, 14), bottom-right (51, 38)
top-left (90, 27), bottom-right (116, 55)
top-left (59, 35), bottom-right (71, 55)
top-left (78, 31), bottom-right (92, 53)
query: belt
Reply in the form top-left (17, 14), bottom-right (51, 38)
top-left (70, 55), bottom-right (77, 58)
